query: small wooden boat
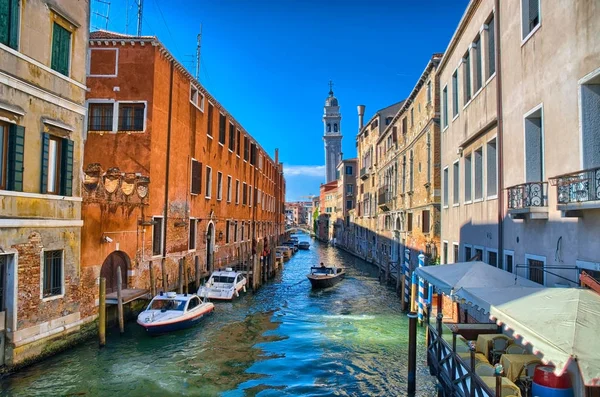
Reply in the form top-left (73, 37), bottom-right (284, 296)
top-left (298, 241), bottom-right (310, 250)
top-left (307, 265), bottom-right (345, 288)
top-left (137, 292), bottom-right (214, 335)
top-left (197, 268), bottom-right (247, 300)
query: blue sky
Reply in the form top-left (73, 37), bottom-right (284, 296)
top-left (91, 0), bottom-right (468, 201)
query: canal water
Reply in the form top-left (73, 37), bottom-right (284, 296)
top-left (1, 233), bottom-right (435, 396)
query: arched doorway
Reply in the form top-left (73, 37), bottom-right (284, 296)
top-left (100, 251), bottom-right (130, 294)
top-left (206, 222), bottom-right (215, 273)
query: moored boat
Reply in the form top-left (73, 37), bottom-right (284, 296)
top-left (307, 264), bottom-right (345, 288)
top-left (137, 292), bottom-right (214, 335)
top-left (298, 241), bottom-right (310, 250)
top-left (197, 268), bottom-right (247, 300)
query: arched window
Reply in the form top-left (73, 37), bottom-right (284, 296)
top-left (327, 123), bottom-right (331, 132)
top-left (334, 123), bottom-right (338, 132)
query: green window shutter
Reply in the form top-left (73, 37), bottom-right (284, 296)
top-left (40, 132), bottom-right (49, 193)
top-left (8, 0), bottom-right (19, 49)
top-left (61, 138), bottom-right (74, 196)
top-left (0, 0), bottom-right (9, 46)
top-left (7, 124), bottom-right (25, 191)
top-left (51, 23), bottom-right (70, 76)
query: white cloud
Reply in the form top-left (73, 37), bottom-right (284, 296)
top-left (283, 165), bottom-right (326, 177)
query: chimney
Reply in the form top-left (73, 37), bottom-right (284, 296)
top-left (275, 148), bottom-right (279, 164)
top-left (357, 105), bottom-right (365, 131)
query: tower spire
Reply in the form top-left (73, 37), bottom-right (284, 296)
top-left (328, 80), bottom-right (334, 96)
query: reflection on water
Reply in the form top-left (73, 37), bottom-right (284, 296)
top-left (1, 234), bottom-right (435, 396)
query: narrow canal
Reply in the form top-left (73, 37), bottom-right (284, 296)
top-left (1, 233), bottom-right (435, 396)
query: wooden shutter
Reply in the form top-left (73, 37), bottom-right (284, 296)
top-left (0, 0), bottom-right (8, 46)
top-left (191, 160), bottom-right (202, 195)
top-left (61, 138), bottom-right (74, 196)
top-left (40, 132), bottom-right (50, 193)
top-left (7, 124), bottom-right (25, 191)
top-left (51, 23), bottom-right (70, 76)
top-left (8, 0), bottom-right (18, 49)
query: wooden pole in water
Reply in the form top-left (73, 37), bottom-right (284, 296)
top-left (195, 257), bottom-right (200, 289)
top-left (99, 277), bottom-right (106, 347)
top-left (410, 272), bottom-right (417, 312)
top-left (160, 258), bottom-right (167, 291)
top-left (407, 312), bottom-right (418, 395)
top-left (149, 261), bottom-right (156, 297)
top-left (178, 258), bottom-right (184, 294)
top-left (396, 260), bottom-right (401, 295)
top-left (400, 275), bottom-right (407, 311)
top-left (184, 259), bottom-right (189, 294)
top-left (117, 267), bottom-right (124, 334)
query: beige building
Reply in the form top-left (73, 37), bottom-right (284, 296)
top-left (355, 102), bottom-right (403, 261)
top-left (334, 158), bottom-right (357, 248)
top-left (439, 0), bottom-right (499, 267)
top-left (0, 0), bottom-right (90, 367)
top-left (377, 54), bottom-right (443, 269)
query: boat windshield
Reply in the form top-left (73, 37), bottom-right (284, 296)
top-left (212, 276), bottom-right (235, 283)
top-left (311, 267), bottom-right (333, 275)
top-left (150, 299), bottom-right (186, 311)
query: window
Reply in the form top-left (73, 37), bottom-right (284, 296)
top-left (226, 176), bottom-right (232, 202)
top-left (487, 249), bottom-right (498, 267)
top-left (235, 180), bottom-right (240, 204)
top-left (346, 200), bottom-right (352, 209)
top-left (248, 184), bottom-right (253, 207)
top-left (0, 122), bottom-right (24, 191)
top-left (443, 242), bottom-right (448, 264)
top-left (236, 130), bottom-right (241, 156)
top-left (205, 166), bottom-right (212, 198)
top-left (487, 138), bottom-right (497, 197)
top-left (190, 85), bottom-right (204, 111)
top-left (522, 0), bottom-right (540, 40)
top-left (487, 15), bottom-right (496, 77)
top-left (228, 123), bottom-right (235, 151)
top-left (442, 86), bottom-right (448, 128)
top-left (51, 22), bottom-right (72, 76)
top-left (242, 182), bottom-right (247, 205)
top-left (385, 117), bottom-right (393, 125)
top-left (233, 221), bottom-right (238, 242)
top-left (410, 108), bottom-right (414, 126)
top-left (465, 245), bottom-right (472, 261)
top-left (474, 247), bottom-right (483, 261)
top-left (43, 250), bottom-right (63, 298)
top-left (452, 70), bottom-right (459, 117)
top-left (474, 148), bottom-right (483, 200)
top-left (407, 212), bottom-right (413, 232)
top-left (473, 36), bottom-right (482, 91)
top-left (250, 143), bottom-right (257, 166)
top-left (345, 166), bottom-right (353, 175)
top-left (525, 106), bottom-right (544, 182)
top-left (463, 52), bottom-right (471, 103)
top-left (241, 222), bottom-right (245, 241)
top-left (581, 76), bottom-right (600, 169)
top-left (41, 134), bottom-right (74, 196)
top-left (327, 123), bottom-right (331, 132)
top-left (422, 210), bottom-right (430, 233)
top-left (244, 136), bottom-right (249, 161)
top-left (334, 123), bottom-right (338, 133)
top-left (189, 218), bottom-right (197, 250)
top-left (225, 220), bottom-right (230, 243)
top-left (216, 172), bottom-right (223, 200)
top-left (426, 81), bottom-right (431, 104)
top-left (191, 159), bottom-right (202, 195)
top-left (453, 161), bottom-right (459, 205)
top-left (207, 103), bottom-right (214, 137)
top-left (88, 103), bottom-right (113, 131)
top-left (443, 167), bottom-right (449, 207)
top-left (152, 216), bottom-right (163, 256)
top-left (0, 0), bottom-right (19, 49)
top-left (346, 184), bottom-right (353, 194)
top-left (526, 256), bottom-right (545, 285)
top-left (464, 153), bottom-right (472, 202)
top-left (118, 103), bottom-right (145, 131)
top-left (218, 114), bottom-right (226, 145)
top-left (504, 251), bottom-right (514, 273)
top-left (453, 243), bottom-right (459, 263)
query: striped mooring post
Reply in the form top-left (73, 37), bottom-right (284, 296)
top-left (403, 248), bottom-right (411, 310)
top-left (418, 253), bottom-right (425, 325)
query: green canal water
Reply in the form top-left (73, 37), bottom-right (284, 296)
top-left (1, 234), bottom-right (436, 396)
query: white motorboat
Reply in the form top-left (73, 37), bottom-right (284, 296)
top-left (137, 292), bottom-right (214, 335)
top-left (197, 268), bottom-right (247, 300)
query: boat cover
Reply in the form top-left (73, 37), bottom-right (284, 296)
top-left (414, 261), bottom-right (540, 295)
top-left (454, 286), bottom-right (600, 386)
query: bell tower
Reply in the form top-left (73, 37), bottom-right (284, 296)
top-left (323, 81), bottom-right (342, 183)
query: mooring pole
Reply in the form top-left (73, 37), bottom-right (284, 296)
top-left (178, 258), bottom-right (184, 294)
top-left (407, 312), bottom-right (418, 395)
top-left (117, 267), bottom-right (124, 334)
top-left (99, 277), bottom-right (106, 347)
top-left (195, 258), bottom-right (200, 289)
top-left (400, 274), bottom-right (406, 311)
top-left (149, 261), bottom-right (156, 297)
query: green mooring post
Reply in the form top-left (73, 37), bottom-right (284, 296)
top-left (407, 312), bottom-right (418, 395)
top-left (99, 277), bottom-right (106, 347)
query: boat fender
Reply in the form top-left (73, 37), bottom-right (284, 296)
top-left (235, 289), bottom-right (239, 297)
top-left (243, 285), bottom-right (246, 293)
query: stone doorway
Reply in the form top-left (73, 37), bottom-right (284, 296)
top-left (100, 251), bottom-right (130, 294)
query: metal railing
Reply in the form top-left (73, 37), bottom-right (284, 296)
top-left (360, 167), bottom-right (368, 179)
top-left (506, 182), bottom-right (547, 210)
top-left (550, 166), bottom-right (600, 205)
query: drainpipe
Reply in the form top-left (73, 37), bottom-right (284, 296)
top-left (161, 60), bottom-right (175, 291)
top-left (494, 0), bottom-right (504, 269)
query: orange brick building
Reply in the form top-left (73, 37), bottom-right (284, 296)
top-left (81, 31), bottom-right (286, 297)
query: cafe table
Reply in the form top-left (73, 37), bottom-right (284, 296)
top-left (500, 353), bottom-right (541, 382)
top-left (476, 334), bottom-right (513, 359)
top-left (479, 376), bottom-right (522, 397)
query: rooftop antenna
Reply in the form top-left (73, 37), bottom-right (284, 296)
top-left (195, 24), bottom-right (203, 81)
top-left (136, 0), bottom-right (143, 36)
top-left (91, 0), bottom-right (110, 31)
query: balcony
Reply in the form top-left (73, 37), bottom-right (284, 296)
top-left (506, 182), bottom-right (548, 220)
top-left (360, 167), bottom-right (369, 180)
top-left (378, 187), bottom-right (393, 211)
top-left (550, 166), bottom-right (600, 216)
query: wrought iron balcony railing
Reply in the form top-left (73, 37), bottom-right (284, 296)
top-left (360, 167), bottom-right (369, 180)
top-left (550, 166), bottom-right (600, 205)
top-left (507, 182), bottom-right (548, 210)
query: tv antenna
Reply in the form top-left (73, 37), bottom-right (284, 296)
top-left (91, 0), bottom-right (110, 31)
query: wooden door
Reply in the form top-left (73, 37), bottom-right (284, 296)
top-left (101, 252), bottom-right (129, 294)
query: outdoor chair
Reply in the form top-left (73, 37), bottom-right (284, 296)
top-left (475, 362), bottom-right (495, 377)
top-left (491, 337), bottom-right (509, 363)
top-left (515, 360), bottom-right (541, 397)
top-left (506, 344), bottom-right (526, 354)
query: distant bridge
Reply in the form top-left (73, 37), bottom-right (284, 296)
top-left (285, 226), bottom-right (314, 235)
